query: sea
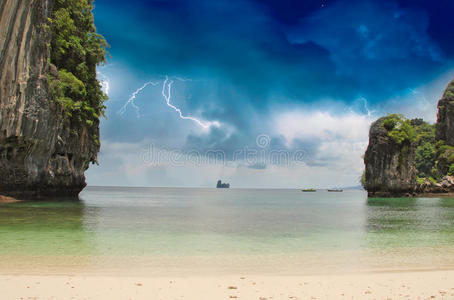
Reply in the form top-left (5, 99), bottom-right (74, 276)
top-left (1, 187), bottom-right (454, 276)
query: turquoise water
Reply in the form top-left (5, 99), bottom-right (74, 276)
top-left (1, 187), bottom-right (454, 275)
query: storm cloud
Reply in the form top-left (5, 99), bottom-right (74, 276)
top-left (86, 0), bottom-right (454, 187)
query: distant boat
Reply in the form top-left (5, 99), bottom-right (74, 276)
top-left (301, 188), bottom-right (316, 192)
top-left (328, 189), bottom-right (343, 192)
top-left (216, 180), bottom-right (230, 188)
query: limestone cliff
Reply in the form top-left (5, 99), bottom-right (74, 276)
top-left (364, 117), bottom-right (417, 197)
top-left (0, 0), bottom-right (102, 198)
top-left (436, 79), bottom-right (454, 145)
top-left (364, 79), bottom-right (454, 197)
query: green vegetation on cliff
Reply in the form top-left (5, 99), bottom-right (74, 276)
top-left (47, 0), bottom-right (108, 125)
top-left (435, 141), bottom-right (454, 176)
top-left (382, 114), bottom-right (438, 179)
top-left (382, 114), bottom-right (415, 145)
top-left (443, 80), bottom-right (454, 98)
top-left (412, 119), bottom-right (436, 178)
top-left (380, 113), bottom-right (454, 180)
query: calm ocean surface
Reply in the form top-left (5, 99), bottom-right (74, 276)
top-left (1, 187), bottom-right (454, 275)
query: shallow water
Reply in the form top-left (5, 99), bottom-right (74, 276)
top-left (1, 187), bottom-right (454, 275)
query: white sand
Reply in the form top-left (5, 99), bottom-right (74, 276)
top-left (1, 270), bottom-right (454, 299)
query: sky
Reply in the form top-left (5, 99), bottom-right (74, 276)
top-left (86, 0), bottom-right (454, 188)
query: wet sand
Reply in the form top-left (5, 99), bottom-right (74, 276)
top-left (1, 270), bottom-right (454, 299)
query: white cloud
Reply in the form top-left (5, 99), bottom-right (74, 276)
top-left (272, 110), bottom-right (371, 174)
top-left (273, 111), bottom-right (370, 146)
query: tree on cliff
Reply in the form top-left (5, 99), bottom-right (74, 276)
top-left (47, 0), bottom-right (108, 139)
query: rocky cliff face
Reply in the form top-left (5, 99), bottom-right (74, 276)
top-left (436, 79), bottom-right (454, 145)
top-left (364, 117), bottom-right (417, 197)
top-left (364, 79), bottom-right (454, 197)
top-left (0, 0), bottom-right (99, 199)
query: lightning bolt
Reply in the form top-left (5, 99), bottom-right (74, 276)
top-left (118, 81), bottom-right (159, 117)
top-left (119, 76), bottom-right (220, 129)
top-left (161, 76), bottom-right (220, 129)
top-left (347, 96), bottom-right (375, 120)
top-left (359, 96), bottom-right (374, 118)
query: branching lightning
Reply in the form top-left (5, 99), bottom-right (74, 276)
top-left (119, 76), bottom-right (220, 129)
top-left (161, 76), bottom-right (219, 128)
top-left (118, 81), bottom-right (159, 117)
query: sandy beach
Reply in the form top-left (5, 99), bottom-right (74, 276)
top-left (1, 270), bottom-right (454, 300)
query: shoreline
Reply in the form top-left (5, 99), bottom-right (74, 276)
top-left (3, 245), bottom-right (454, 277)
top-left (417, 192), bottom-right (454, 197)
top-left (1, 270), bottom-right (453, 299)
top-left (368, 192), bottom-right (454, 198)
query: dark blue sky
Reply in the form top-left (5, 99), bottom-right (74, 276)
top-left (87, 0), bottom-right (454, 187)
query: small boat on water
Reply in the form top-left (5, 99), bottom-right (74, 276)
top-left (327, 189), bottom-right (343, 192)
top-left (301, 188), bottom-right (316, 192)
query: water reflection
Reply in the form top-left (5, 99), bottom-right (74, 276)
top-left (0, 199), bottom-right (98, 272)
top-left (2, 189), bottom-right (454, 274)
top-left (78, 188), bottom-right (370, 255)
top-left (366, 197), bottom-right (454, 236)
top-left (361, 197), bottom-right (454, 271)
